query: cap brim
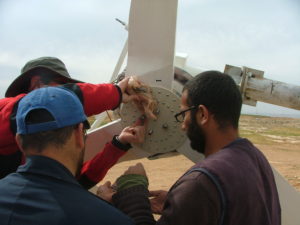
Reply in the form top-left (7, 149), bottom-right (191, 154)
top-left (5, 66), bottom-right (83, 97)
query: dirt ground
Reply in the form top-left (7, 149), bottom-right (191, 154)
top-left (96, 115), bottom-right (300, 192)
top-left (239, 115), bottom-right (300, 191)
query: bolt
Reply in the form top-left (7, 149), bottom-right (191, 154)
top-left (162, 123), bottom-right (168, 129)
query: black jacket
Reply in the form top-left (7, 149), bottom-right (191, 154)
top-left (0, 155), bottom-right (133, 225)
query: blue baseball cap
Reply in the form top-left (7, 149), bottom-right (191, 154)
top-left (16, 86), bottom-right (90, 134)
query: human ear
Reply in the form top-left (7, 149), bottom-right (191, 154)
top-left (74, 123), bottom-right (85, 149)
top-left (196, 105), bottom-right (209, 125)
top-left (15, 134), bottom-right (24, 152)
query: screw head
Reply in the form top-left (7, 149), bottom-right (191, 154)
top-left (162, 123), bottom-right (168, 129)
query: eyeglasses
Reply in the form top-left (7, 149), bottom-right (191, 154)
top-left (174, 106), bottom-right (197, 122)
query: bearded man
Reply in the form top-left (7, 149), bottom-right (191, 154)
top-left (98, 71), bottom-right (281, 225)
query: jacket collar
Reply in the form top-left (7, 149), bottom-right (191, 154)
top-left (17, 155), bottom-right (80, 186)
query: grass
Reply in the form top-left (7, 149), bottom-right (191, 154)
top-left (239, 115), bottom-right (300, 145)
top-left (263, 127), bottom-right (300, 137)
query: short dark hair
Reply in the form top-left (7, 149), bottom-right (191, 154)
top-left (184, 71), bottom-right (242, 129)
top-left (18, 109), bottom-right (77, 153)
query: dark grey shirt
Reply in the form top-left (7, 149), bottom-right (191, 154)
top-left (114, 138), bottom-right (281, 225)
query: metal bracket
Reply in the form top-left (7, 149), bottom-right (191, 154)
top-left (224, 65), bottom-right (264, 107)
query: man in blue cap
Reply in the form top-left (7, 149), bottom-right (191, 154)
top-left (0, 86), bottom-right (145, 225)
top-left (0, 56), bottom-right (136, 189)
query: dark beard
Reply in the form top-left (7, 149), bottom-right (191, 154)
top-left (186, 115), bottom-right (206, 154)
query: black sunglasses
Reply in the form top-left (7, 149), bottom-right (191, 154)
top-left (174, 105), bottom-right (198, 122)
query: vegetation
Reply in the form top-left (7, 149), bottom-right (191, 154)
top-left (239, 115), bottom-right (300, 145)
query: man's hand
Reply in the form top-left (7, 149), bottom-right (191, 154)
top-left (123, 162), bottom-right (147, 177)
top-left (118, 118), bottom-right (147, 145)
top-left (117, 77), bottom-right (138, 103)
top-left (97, 181), bottom-right (116, 203)
top-left (149, 190), bottom-right (168, 214)
top-left (114, 163), bottom-right (148, 192)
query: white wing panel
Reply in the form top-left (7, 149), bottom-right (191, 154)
top-left (272, 167), bottom-right (300, 225)
top-left (84, 119), bottom-right (122, 161)
top-left (126, 0), bottom-right (178, 89)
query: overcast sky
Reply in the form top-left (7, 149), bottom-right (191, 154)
top-left (1, 0), bottom-right (299, 117)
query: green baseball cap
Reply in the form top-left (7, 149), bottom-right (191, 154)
top-left (5, 56), bottom-right (83, 97)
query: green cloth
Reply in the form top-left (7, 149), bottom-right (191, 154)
top-left (116, 174), bottom-right (148, 191)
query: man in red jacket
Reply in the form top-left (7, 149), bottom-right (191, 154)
top-left (0, 56), bottom-right (138, 189)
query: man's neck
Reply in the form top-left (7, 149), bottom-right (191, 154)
top-left (204, 126), bottom-right (239, 157)
top-left (26, 147), bottom-right (77, 177)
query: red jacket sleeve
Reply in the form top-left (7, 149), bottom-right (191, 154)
top-left (80, 141), bottom-right (126, 183)
top-left (77, 83), bottom-right (121, 116)
top-left (0, 94), bottom-right (26, 155)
